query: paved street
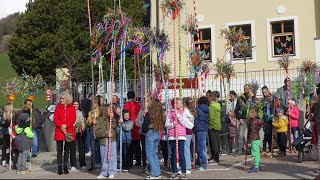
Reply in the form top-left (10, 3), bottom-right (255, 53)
top-left (0, 152), bottom-right (318, 179)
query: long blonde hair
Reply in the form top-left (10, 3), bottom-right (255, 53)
top-left (3, 104), bottom-right (12, 120)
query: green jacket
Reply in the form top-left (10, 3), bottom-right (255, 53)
top-left (208, 102), bottom-right (221, 131)
top-left (95, 116), bottom-right (118, 145)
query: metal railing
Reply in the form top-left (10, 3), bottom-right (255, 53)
top-left (69, 68), bottom-right (311, 102)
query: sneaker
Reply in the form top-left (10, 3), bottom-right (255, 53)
top-left (85, 151), bottom-right (92, 157)
top-left (25, 170), bottom-right (31, 174)
top-left (146, 175), bottom-right (161, 179)
top-left (179, 173), bottom-right (187, 179)
top-left (123, 169), bottom-right (129, 172)
top-left (16, 171), bottom-right (21, 174)
top-left (2, 160), bottom-right (6, 166)
top-left (108, 175), bottom-right (115, 179)
top-left (178, 170), bottom-right (182, 175)
top-left (248, 167), bottom-right (260, 173)
top-left (196, 167), bottom-right (207, 171)
top-left (32, 154), bottom-right (37, 158)
top-left (81, 166), bottom-right (87, 170)
top-left (186, 170), bottom-right (191, 174)
top-left (170, 173), bottom-right (180, 179)
top-left (96, 175), bottom-right (107, 179)
top-left (20, 171), bottom-right (26, 175)
top-left (70, 167), bottom-right (79, 171)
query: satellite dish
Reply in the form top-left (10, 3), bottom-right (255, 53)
top-left (196, 14), bottom-right (205, 23)
top-left (276, 5), bottom-right (286, 14)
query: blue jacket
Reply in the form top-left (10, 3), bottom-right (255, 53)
top-left (117, 120), bottom-right (133, 144)
top-left (194, 104), bottom-right (209, 133)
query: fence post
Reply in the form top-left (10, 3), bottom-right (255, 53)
top-left (263, 68), bottom-right (266, 86)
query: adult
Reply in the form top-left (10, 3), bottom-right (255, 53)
top-left (81, 93), bottom-right (92, 156)
top-left (53, 91), bottom-right (76, 175)
top-left (17, 99), bottom-right (43, 158)
top-left (96, 95), bottom-right (104, 106)
top-left (261, 86), bottom-right (274, 155)
top-left (1, 104), bottom-right (14, 167)
top-left (87, 97), bottom-right (101, 171)
top-left (123, 91), bottom-right (141, 168)
top-left (73, 100), bottom-right (86, 170)
top-left (112, 95), bottom-right (119, 107)
top-left (142, 99), bottom-right (165, 179)
top-left (276, 77), bottom-right (292, 113)
top-left (229, 90), bottom-right (247, 155)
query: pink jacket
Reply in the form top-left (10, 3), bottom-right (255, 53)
top-left (288, 106), bottom-right (299, 128)
top-left (165, 109), bottom-right (194, 140)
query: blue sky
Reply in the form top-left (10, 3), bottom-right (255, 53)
top-left (0, 0), bottom-right (29, 19)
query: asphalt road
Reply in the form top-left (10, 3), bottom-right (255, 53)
top-left (0, 152), bottom-right (318, 179)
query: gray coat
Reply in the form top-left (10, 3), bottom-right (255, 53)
top-left (14, 132), bottom-right (32, 152)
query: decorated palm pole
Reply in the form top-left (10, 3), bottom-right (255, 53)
top-left (21, 71), bottom-right (46, 171)
top-left (161, 0), bottom-right (184, 170)
top-left (277, 54), bottom-right (293, 153)
top-left (2, 78), bottom-right (22, 171)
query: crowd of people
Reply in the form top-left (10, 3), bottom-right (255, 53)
top-left (1, 77), bottom-right (320, 179)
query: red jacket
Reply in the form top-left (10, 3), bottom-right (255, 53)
top-left (287, 106), bottom-right (299, 128)
top-left (53, 103), bottom-right (76, 141)
top-left (124, 101), bottom-right (141, 141)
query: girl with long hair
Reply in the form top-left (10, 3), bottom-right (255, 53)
top-left (72, 100), bottom-right (86, 170)
top-left (142, 99), bottom-right (165, 179)
top-left (183, 97), bottom-right (196, 174)
top-left (96, 105), bottom-right (118, 179)
top-left (165, 98), bottom-right (194, 179)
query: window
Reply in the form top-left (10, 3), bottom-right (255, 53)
top-left (225, 20), bottom-right (256, 64)
top-left (271, 20), bottom-right (295, 56)
top-left (229, 24), bottom-right (252, 60)
top-left (192, 28), bottom-right (212, 61)
top-left (266, 16), bottom-right (299, 61)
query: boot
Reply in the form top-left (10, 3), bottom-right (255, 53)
top-left (63, 166), bottom-right (69, 174)
top-left (58, 166), bottom-right (63, 175)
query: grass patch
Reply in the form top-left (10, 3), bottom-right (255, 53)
top-left (0, 53), bottom-right (53, 109)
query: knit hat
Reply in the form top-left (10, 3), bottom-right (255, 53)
top-left (19, 113), bottom-right (30, 128)
top-left (276, 108), bottom-right (284, 114)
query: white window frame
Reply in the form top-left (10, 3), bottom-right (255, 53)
top-left (190, 24), bottom-right (216, 64)
top-left (266, 16), bottom-right (300, 61)
top-left (224, 20), bottom-right (256, 64)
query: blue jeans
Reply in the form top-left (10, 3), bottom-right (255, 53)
top-left (196, 131), bottom-right (207, 168)
top-left (170, 140), bottom-right (186, 174)
top-left (145, 130), bottom-right (161, 177)
top-left (184, 135), bottom-right (193, 170)
top-left (100, 140), bottom-right (117, 176)
top-left (32, 129), bottom-right (39, 156)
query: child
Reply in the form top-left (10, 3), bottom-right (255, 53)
top-left (228, 111), bottom-right (237, 154)
top-left (272, 108), bottom-right (288, 157)
top-left (287, 100), bottom-right (299, 141)
top-left (183, 97), bottom-right (196, 174)
top-left (96, 105), bottom-right (118, 179)
top-left (165, 98), bottom-right (194, 179)
top-left (247, 107), bottom-right (264, 173)
top-left (142, 99), bottom-right (165, 179)
top-left (117, 110), bottom-right (133, 172)
top-left (14, 113), bottom-right (34, 174)
top-left (194, 96), bottom-right (209, 171)
top-left (208, 91), bottom-right (221, 164)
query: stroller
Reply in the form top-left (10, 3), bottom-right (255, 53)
top-left (292, 120), bottom-right (313, 163)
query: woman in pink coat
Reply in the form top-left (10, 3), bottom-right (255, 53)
top-left (286, 100), bottom-right (299, 141)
